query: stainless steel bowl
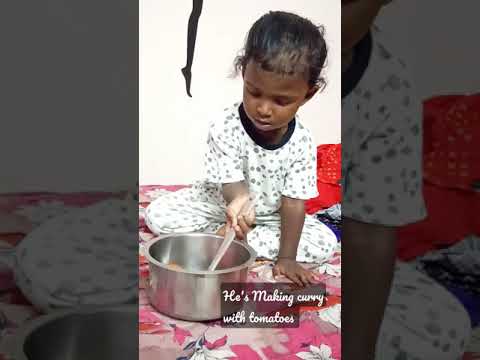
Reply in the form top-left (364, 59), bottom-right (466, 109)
top-left (144, 233), bottom-right (256, 321)
top-left (13, 306), bottom-right (137, 360)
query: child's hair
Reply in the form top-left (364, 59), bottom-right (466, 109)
top-left (234, 11), bottom-right (328, 90)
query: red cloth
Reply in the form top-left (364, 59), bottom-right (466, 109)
top-left (423, 94), bottom-right (480, 190)
top-left (305, 144), bottom-right (341, 214)
top-left (397, 94), bottom-right (480, 260)
top-left (397, 184), bottom-right (478, 260)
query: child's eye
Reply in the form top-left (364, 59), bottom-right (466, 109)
top-left (275, 98), bottom-right (292, 106)
top-left (246, 88), bottom-right (261, 97)
top-left (250, 91), bottom-right (261, 98)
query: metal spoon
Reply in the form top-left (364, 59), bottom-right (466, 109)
top-left (207, 226), bottom-right (236, 271)
top-left (208, 197), bottom-right (255, 271)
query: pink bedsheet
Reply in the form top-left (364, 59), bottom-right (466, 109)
top-left (1, 188), bottom-right (478, 359)
top-left (0, 191), bottom-right (125, 359)
top-left (139, 186), bottom-right (341, 360)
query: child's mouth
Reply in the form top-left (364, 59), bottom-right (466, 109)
top-left (252, 118), bottom-right (273, 131)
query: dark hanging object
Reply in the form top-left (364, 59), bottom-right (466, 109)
top-left (181, 0), bottom-right (203, 97)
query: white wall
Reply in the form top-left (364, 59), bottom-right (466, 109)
top-left (3, 2), bottom-right (477, 193)
top-left (0, 1), bottom-right (137, 194)
top-left (376, 1), bottom-right (480, 100)
top-left (140, 0), bottom-right (341, 185)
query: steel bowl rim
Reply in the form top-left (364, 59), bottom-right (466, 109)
top-left (144, 232), bottom-right (257, 275)
top-left (13, 305), bottom-right (137, 360)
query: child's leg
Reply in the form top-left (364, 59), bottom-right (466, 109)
top-left (296, 215), bottom-right (338, 262)
top-left (248, 215), bottom-right (337, 263)
top-left (375, 262), bottom-right (471, 360)
top-left (145, 183), bottom-right (225, 235)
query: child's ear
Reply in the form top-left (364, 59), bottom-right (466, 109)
top-left (301, 86), bottom-right (319, 105)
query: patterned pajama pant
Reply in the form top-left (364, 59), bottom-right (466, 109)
top-left (376, 261), bottom-right (471, 359)
top-left (144, 183), bottom-right (338, 263)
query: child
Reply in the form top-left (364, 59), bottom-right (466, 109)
top-left (146, 11), bottom-right (337, 287)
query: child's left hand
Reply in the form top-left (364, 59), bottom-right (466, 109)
top-left (272, 258), bottom-right (316, 287)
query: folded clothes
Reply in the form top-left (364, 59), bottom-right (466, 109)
top-left (413, 236), bottom-right (480, 326)
top-left (414, 236), bottom-right (480, 293)
top-left (444, 285), bottom-right (479, 328)
top-left (316, 204), bottom-right (341, 221)
top-left (415, 257), bottom-right (480, 296)
top-left (313, 204), bottom-right (341, 241)
top-left (315, 215), bottom-right (341, 242)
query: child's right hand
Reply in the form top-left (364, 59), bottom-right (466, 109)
top-left (225, 195), bottom-right (255, 240)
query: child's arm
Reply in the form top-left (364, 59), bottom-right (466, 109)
top-left (278, 196), bottom-right (305, 259)
top-left (272, 196), bottom-right (315, 287)
top-left (221, 182), bottom-right (255, 240)
top-left (222, 181), bottom-right (249, 204)
top-left (342, 218), bottom-right (397, 359)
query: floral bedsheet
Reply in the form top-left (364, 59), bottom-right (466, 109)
top-left (0, 188), bottom-right (478, 359)
top-left (139, 185), bottom-right (341, 360)
top-left (0, 191), bottom-right (125, 359)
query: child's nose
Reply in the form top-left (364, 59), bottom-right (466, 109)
top-left (257, 102), bottom-right (272, 118)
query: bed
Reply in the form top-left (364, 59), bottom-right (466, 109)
top-left (0, 188), bottom-right (341, 360)
top-left (138, 185), bottom-right (342, 360)
top-left (0, 186), bottom-right (478, 359)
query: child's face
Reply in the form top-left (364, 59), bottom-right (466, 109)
top-left (242, 61), bottom-right (317, 135)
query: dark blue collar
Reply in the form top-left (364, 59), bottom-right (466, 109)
top-left (238, 103), bottom-right (296, 150)
top-left (342, 31), bottom-right (372, 98)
